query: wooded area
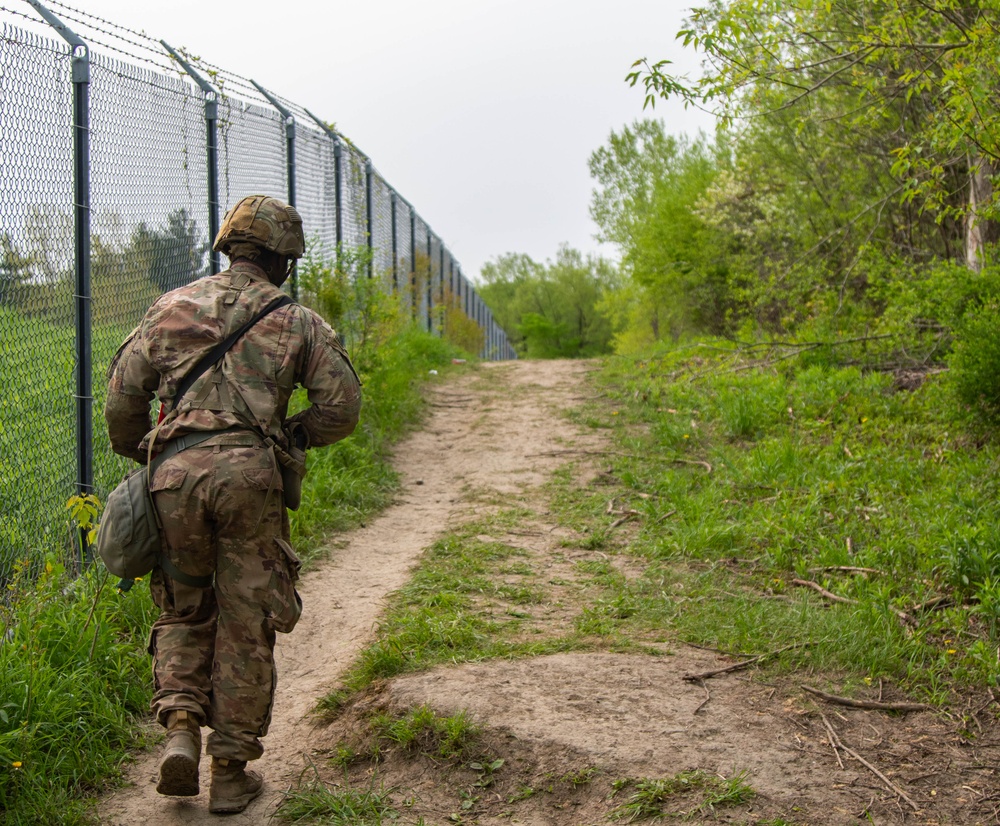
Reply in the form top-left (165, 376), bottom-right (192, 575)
top-left (489, 2), bottom-right (1000, 427)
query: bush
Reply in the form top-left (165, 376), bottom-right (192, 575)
top-left (948, 301), bottom-right (1000, 427)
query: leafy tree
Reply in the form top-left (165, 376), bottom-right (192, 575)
top-left (130, 208), bottom-right (208, 293)
top-left (479, 246), bottom-right (618, 358)
top-left (589, 122), bottom-right (732, 338)
top-left (629, 0), bottom-right (999, 269)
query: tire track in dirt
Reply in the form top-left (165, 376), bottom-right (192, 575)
top-left (98, 359), bottom-right (598, 824)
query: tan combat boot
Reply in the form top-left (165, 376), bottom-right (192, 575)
top-left (156, 709), bottom-right (201, 796)
top-left (209, 758), bottom-right (264, 814)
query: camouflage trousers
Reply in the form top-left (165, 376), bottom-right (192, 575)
top-left (148, 436), bottom-right (302, 762)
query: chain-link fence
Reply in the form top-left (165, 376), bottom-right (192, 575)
top-left (0, 0), bottom-right (515, 582)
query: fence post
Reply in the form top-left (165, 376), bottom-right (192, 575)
top-left (303, 108), bottom-right (343, 272)
top-left (27, 1), bottom-right (93, 520)
top-left (409, 211), bottom-right (417, 320)
top-left (426, 231), bottom-right (433, 333)
top-left (390, 191), bottom-right (398, 292)
top-left (251, 81), bottom-right (298, 299)
top-left (365, 158), bottom-right (374, 278)
top-left (161, 42), bottom-right (220, 275)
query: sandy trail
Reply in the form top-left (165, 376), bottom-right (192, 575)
top-left (98, 359), bottom-right (593, 824)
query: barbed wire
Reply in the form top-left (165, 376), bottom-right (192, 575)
top-left (2, 1), bottom-right (390, 183)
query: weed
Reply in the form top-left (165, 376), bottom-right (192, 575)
top-left (277, 776), bottom-right (398, 824)
top-left (371, 705), bottom-right (482, 760)
top-left (609, 770), bottom-right (755, 821)
top-left (561, 765), bottom-right (600, 787)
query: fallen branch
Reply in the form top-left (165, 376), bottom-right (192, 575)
top-left (845, 746), bottom-right (919, 813)
top-left (693, 679), bottom-right (712, 715)
top-left (821, 715), bottom-right (919, 812)
top-left (911, 596), bottom-right (954, 613)
top-left (609, 511), bottom-right (641, 530)
top-left (792, 579), bottom-right (913, 624)
top-left (669, 458), bottom-right (712, 473)
top-left (682, 642), bottom-right (812, 682)
top-left (808, 566), bottom-right (885, 576)
top-left (791, 578), bottom-right (856, 605)
top-left (801, 685), bottom-right (934, 713)
top-left (528, 449), bottom-right (712, 472)
top-left (819, 712), bottom-right (844, 769)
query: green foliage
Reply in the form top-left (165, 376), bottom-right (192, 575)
top-left (0, 562), bottom-right (157, 825)
top-left (299, 241), bottom-right (408, 374)
top-left (277, 776), bottom-right (399, 825)
top-left (590, 122), bottom-right (732, 341)
top-left (609, 771), bottom-right (755, 821)
top-left (947, 300), bottom-right (1000, 427)
top-left (479, 245), bottom-right (619, 358)
top-left (607, 4), bottom-right (1000, 352)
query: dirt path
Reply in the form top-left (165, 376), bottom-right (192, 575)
top-left (98, 359), bottom-right (1000, 826)
top-left (98, 359), bottom-right (599, 824)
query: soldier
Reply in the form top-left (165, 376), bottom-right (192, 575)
top-left (105, 195), bottom-right (361, 814)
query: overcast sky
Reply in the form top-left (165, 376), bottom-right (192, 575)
top-left (10, 0), bottom-right (714, 280)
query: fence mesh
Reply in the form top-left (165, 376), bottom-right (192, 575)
top-left (341, 145), bottom-right (368, 250)
top-left (295, 124), bottom-right (338, 260)
top-left (371, 172), bottom-right (394, 288)
top-left (0, 26), bottom-right (76, 574)
top-left (394, 198), bottom-right (413, 313)
top-left (0, 8), bottom-right (513, 580)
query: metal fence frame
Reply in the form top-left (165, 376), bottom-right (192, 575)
top-left (0, 1), bottom-right (515, 574)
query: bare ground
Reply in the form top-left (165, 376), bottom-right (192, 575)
top-left (98, 359), bottom-right (1000, 826)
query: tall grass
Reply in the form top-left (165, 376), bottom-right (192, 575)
top-left (581, 342), bottom-right (1000, 695)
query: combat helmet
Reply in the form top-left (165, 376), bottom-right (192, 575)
top-left (213, 195), bottom-right (305, 260)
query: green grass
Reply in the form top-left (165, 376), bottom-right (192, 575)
top-left (0, 561), bottom-right (157, 825)
top-left (369, 705), bottom-right (482, 761)
top-left (321, 516), bottom-right (588, 702)
top-left (277, 776), bottom-right (399, 824)
top-left (573, 343), bottom-right (1000, 697)
top-left (609, 771), bottom-right (756, 821)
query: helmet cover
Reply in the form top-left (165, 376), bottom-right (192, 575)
top-left (213, 195), bottom-right (305, 260)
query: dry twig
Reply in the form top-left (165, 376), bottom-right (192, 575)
top-left (801, 685), bottom-right (934, 713)
top-left (792, 579), bottom-right (913, 624)
top-left (808, 566), bottom-right (885, 576)
top-left (693, 679), bottom-right (712, 715)
top-left (823, 717), bottom-right (919, 813)
top-left (682, 642), bottom-right (812, 682)
top-left (819, 712), bottom-right (845, 769)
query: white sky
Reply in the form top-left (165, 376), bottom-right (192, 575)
top-left (11, 0), bottom-right (714, 280)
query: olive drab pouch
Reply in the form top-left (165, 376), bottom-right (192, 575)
top-left (267, 538), bottom-right (303, 633)
top-left (96, 465), bottom-right (161, 583)
top-left (275, 421), bottom-right (308, 510)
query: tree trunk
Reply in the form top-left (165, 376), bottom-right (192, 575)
top-left (965, 154), bottom-right (1000, 272)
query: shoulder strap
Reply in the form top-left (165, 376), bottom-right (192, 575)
top-left (172, 294), bottom-right (295, 408)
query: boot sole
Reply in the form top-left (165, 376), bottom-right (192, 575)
top-left (209, 779), bottom-right (264, 814)
top-left (156, 752), bottom-right (200, 797)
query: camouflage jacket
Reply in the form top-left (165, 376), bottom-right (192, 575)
top-left (105, 260), bottom-right (362, 463)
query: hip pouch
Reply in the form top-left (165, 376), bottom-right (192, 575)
top-left (274, 421), bottom-right (308, 510)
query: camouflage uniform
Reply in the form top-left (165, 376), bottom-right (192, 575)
top-left (105, 258), bottom-right (361, 762)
